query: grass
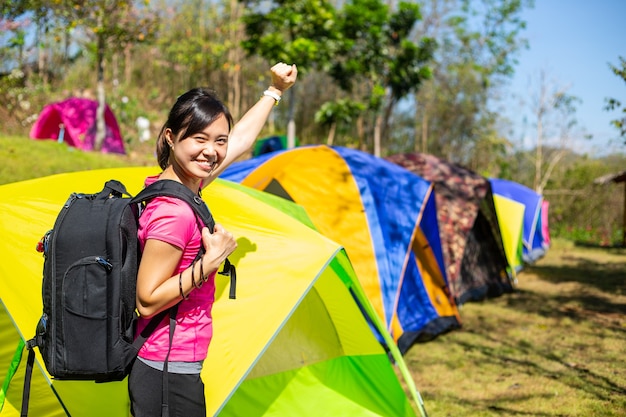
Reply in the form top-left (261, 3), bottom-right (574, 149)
top-left (0, 135), bottom-right (154, 185)
top-left (3, 135), bottom-right (625, 416)
top-left (405, 238), bottom-right (626, 416)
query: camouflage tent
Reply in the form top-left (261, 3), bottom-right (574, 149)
top-left (386, 152), bottom-right (514, 305)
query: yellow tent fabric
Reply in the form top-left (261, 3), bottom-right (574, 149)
top-left (0, 167), bottom-right (424, 417)
top-left (222, 145), bottom-right (462, 353)
top-left (493, 194), bottom-right (525, 275)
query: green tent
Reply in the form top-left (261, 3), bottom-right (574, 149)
top-left (0, 167), bottom-right (426, 417)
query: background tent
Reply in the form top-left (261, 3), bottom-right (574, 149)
top-left (29, 97), bottom-right (125, 154)
top-left (490, 178), bottom-right (549, 263)
top-left (492, 194), bottom-right (525, 274)
top-left (252, 135), bottom-right (299, 156)
top-left (0, 167), bottom-right (425, 417)
top-left (386, 152), bottom-right (514, 305)
top-left (221, 145), bottom-right (461, 354)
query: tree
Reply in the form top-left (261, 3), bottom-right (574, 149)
top-left (240, 0), bottom-right (433, 155)
top-left (409, 0), bottom-right (531, 165)
top-left (516, 70), bottom-right (587, 194)
top-left (225, 0), bottom-right (245, 120)
top-left (3, 0), bottom-right (158, 150)
top-left (314, 99), bottom-right (365, 145)
top-left (604, 56), bottom-right (626, 144)
top-left (330, 0), bottom-right (434, 156)
top-left (1, 1), bottom-right (66, 131)
top-left (153, 0), bottom-right (228, 95)
top-left (240, 0), bottom-right (339, 147)
top-left (62, 0), bottom-right (158, 150)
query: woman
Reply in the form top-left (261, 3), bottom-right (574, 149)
top-left (128, 62), bottom-right (298, 417)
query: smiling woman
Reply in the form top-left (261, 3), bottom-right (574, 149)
top-left (129, 62), bottom-right (297, 417)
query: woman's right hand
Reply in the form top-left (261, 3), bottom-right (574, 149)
top-left (201, 224), bottom-right (237, 275)
top-left (269, 62), bottom-right (298, 93)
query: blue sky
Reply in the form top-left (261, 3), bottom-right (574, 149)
top-left (504, 0), bottom-right (626, 156)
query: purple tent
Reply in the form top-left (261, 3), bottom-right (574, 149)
top-left (30, 97), bottom-right (125, 154)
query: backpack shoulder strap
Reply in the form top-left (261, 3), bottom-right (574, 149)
top-left (132, 179), bottom-right (236, 299)
top-left (131, 180), bottom-right (215, 232)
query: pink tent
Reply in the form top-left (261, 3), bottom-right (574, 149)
top-left (30, 97), bottom-right (125, 154)
top-left (541, 200), bottom-right (551, 247)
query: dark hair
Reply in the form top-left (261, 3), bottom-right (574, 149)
top-left (156, 88), bottom-right (234, 170)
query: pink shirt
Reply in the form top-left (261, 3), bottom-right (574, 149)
top-left (136, 176), bottom-right (216, 362)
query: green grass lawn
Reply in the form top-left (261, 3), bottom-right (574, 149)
top-left (0, 135), bottom-right (154, 185)
top-left (405, 238), bottom-right (626, 416)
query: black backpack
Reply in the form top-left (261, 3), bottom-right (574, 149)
top-left (20, 179), bottom-right (236, 415)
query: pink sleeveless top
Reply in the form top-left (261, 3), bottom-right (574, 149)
top-left (135, 176), bottom-right (216, 362)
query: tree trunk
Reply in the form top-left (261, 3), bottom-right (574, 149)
top-left (36, 24), bottom-right (48, 87)
top-left (95, 33), bottom-right (106, 152)
top-left (534, 73), bottom-right (546, 192)
top-left (287, 87), bottom-right (297, 148)
top-left (124, 43), bottom-right (132, 85)
top-left (373, 113), bottom-right (383, 157)
top-left (227, 0), bottom-right (243, 119)
top-left (38, 44), bottom-right (47, 87)
top-left (357, 116), bottom-right (364, 151)
top-left (381, 96), bottom-right (395, 155)
top-left (420, 112), bottom-right (428, 153)
top-left (112, 51), bottom-right (119, 92)
top-left (327, 122), bottom-right (336, 146)
top-left (535, 113), bottom-right (543, 192)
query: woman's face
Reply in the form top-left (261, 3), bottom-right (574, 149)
top-left (169, 113), bottom-right (230, 181)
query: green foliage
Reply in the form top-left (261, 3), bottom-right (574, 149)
top-left (1, 0), bottom-right (623, 245)
top-left (554, 225), bottom-right (623, 248)
top-left (314, 99), bottom-right (365, 126)
top-left (154, 0), bottom-right (225, 89)
top-left (0, 0), bottom-right (160, 146)
top-left (239, 0), bottom-right (434, 152)
top-left (0, 68), bottom-right (52, 135)
top-left (387, 38), bottom-right (434, 99)
top-left (240, 0), bottom-right (338, 69)
top-left (332, 0), bottom-right (433, 99)
top-left (388, 1), bottom-right (421, 42)
top-left (544, 157), bottom-right (626, 247)
top-left (58, 0), bottom-right (159, 45)
top-left (410, 0), bottom-right (531, 164)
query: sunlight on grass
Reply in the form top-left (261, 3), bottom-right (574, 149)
top-left (0, 135), bottom-right (155, 185)
top-left (404, 238), bottom-right (626, 416)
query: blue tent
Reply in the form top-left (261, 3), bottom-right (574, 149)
top-left (490, 178), bottom-right (548, 263)
top-left (222, 145), bottom-right (461, 354)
